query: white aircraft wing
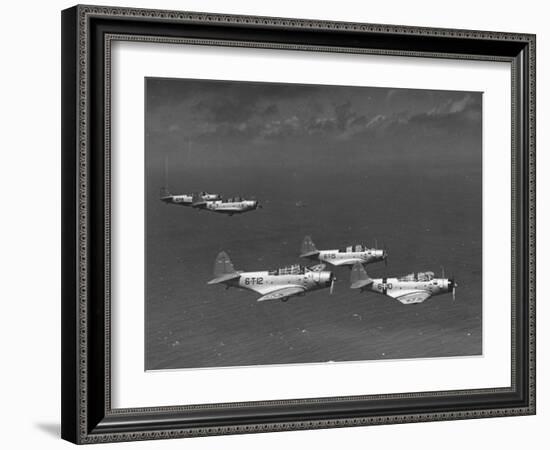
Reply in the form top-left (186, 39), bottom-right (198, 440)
top-left (327, 258), bottom-right (363, 267)
top-left (308, 263), bottom-right (326, 272)
top-left (387, 290), bottom-right (431, 305)
top-left (256, 286), bottom-right (306, 302)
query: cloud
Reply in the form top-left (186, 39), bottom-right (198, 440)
top-left (425, 94), bottom-right (476, 116)
top-left (194, 93), bottom-right (479, 142)
top-left (259, 116), bottom-right (302, 139)
top-left (193, 96), bottom-right (257, 124)
top-left (148, 78), bottom-right (481, 144)
top-left (305, 116), bottom-right (337, 134)
top-left (261, 104), bottom-right (279, 116)
top-left (405, 94), bottom-right (481, 128)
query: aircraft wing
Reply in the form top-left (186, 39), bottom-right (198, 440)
top-left (387, 290), bottom-right (431, 305)
top-left (327, 258), bottom-right (363, 267)
top-left (256, 286), bottom-right (306, 302)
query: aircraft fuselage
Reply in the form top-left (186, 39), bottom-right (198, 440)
top-left (161, 192), bottom-right (220, 206)
top-left (161, 194), bottom-right (193, 205)
top-left (225, 270), bottom-right (333, 294)
top-left (316, 249), bottom-right (386, 266)
top-left (369, 277), bottom-right (453, 297)
top-left (200, 200), bottom-right (259, 215)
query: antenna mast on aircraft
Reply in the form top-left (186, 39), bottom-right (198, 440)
top-left (161, 154), bottom-right (170, 197)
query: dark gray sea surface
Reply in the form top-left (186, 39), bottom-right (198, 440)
top-left (145, 78), bottom-right (482, 370)
top-left (145, 163), bottom-right (482, 370)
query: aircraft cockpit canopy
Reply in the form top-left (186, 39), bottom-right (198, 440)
top-left (339, 244), bottom-right (367, 253)
top-left (269, 264), bottom-right (305, 276)
top-left (418, 271), bottom-right (435, 281)
top-left (398, 271), bottom-right (435, 282)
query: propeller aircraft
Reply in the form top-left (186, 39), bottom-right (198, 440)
top-left (300, 235), bottom-right (388, 268)
top-left (192, 194), bottom-right (261, 216)
top-left (349, 262), bottom-right (458, 304)
top-left (207, 251), bottom-right (335, 302)
top-left (160, 188), bottom-right (220, 206)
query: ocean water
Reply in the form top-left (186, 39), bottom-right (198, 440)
top-left (145, 161), bottom-right (482, 370)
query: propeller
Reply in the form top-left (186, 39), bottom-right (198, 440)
top-left (250, 195), bottom-right (262, 209)
top-left (453, 277), bottom-right (458, 301)
top-left (383, 241), bottom-right (389, 267)
top-left (329, 274), bottom-right (336, 295)
top-left (448, 276), bottom-right (458, 301)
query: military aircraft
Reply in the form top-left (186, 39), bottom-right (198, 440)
top-left (192, 194), bottom-right (261, 216)
top-left (349, 262), bottom-right (458, 304)
top-left (300, 235), bottom-right (388, 268)
top-left (160, 188), bottom-right (220, 206)
top-left (207, 251), bottom-right (335, 302)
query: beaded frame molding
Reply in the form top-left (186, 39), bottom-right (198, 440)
top-left (61, 4), bottom-right (536, 444)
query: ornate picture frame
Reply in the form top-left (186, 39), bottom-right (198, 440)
top-left (61, 4), bottom-right (535, 444)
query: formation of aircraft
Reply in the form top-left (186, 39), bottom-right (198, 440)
top-left (159, 155), bottom-right (259, 215)
top-left (350, 262), bottom-right (458, 304)
top-left (300, 235), bottom-right (388, 268)
top-left (160, 188), bottom-right (260, 215)
top-left (208, 251), bottom-right (335, 302)
top-left (160, 188), bottom-right (220, 206)
top-left (207, 240), bottom-right (457, 304)
top-left (159, 162), bottom-right (458, 305)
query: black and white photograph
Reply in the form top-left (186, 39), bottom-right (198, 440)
top-left (51, 1), bottom-right (540, 446)
top-left (145, 77), bottom-right (482, 371)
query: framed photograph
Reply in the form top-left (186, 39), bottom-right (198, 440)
top-left (61, 5), bottom-right (536, 444)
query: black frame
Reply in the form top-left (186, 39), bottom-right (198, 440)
top-left (61, 4), bottom-right (536, 444)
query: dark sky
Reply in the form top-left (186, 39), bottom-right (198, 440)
top-left (146, 78), bottom-right (482, 173)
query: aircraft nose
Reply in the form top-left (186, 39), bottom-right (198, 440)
top-left (447, 279), bottom-right (458, 291)
top-left (325, 272), bottom-right (336, 287)
top-left (378, 249), bottom-right (388, 266)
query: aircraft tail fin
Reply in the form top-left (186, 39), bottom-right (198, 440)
top-left (208, 251), bottom-right (240, 284)
top-left (213, 251), bottom-right (238, 277)
top-left (160, 186), bottom-right (172, 203)
top-left (350, 262), bottom-right (373, 290)
top-left (300, 235), bottom-right (319, 258)
top-left (192, 192), bottom-right (206, 207)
